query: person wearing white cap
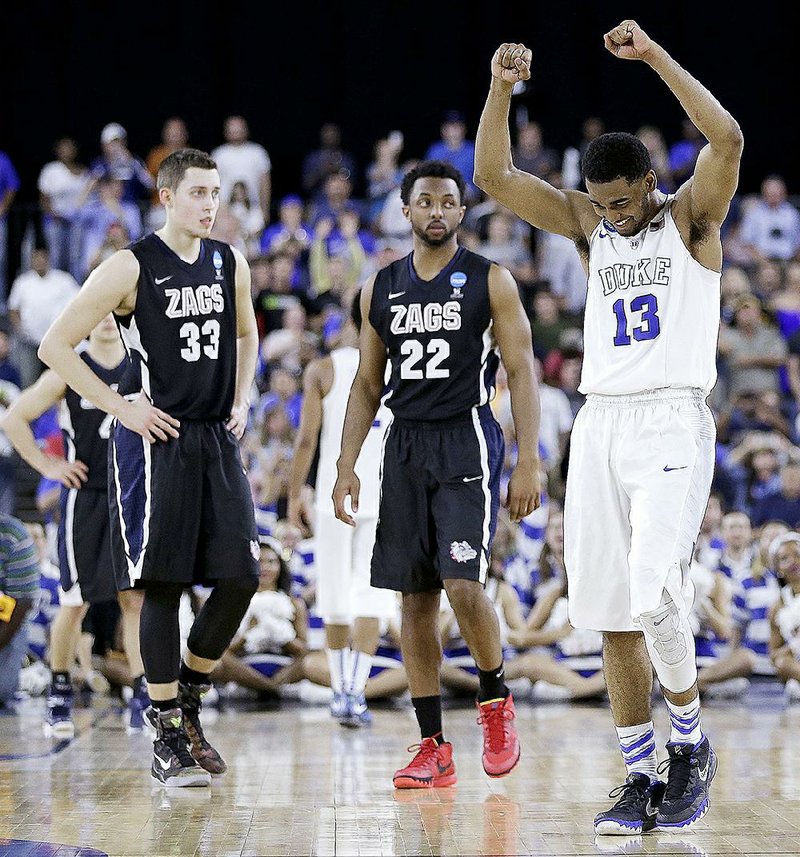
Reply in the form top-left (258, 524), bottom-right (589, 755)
top-left (87, 122), bottom-right (154, 206)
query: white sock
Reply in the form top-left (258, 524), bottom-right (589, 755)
top-left (665, 698), bottom-right (703, 745)
top-left (326, 647), bottom-right (350, 696)
top-left (616, 721), bottom-right (658, 779)
top-left (349, 650), bottom-right (373, 697)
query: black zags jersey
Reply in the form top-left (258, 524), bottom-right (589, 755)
top-left (119, 234), bottom-right (237, 421)
top-left (61, 350), bottom-right (129, 490)
top-left (369, 247), bottom-right (499, 421)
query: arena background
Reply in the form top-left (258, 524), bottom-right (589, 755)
top-left (2, 3), bottom-right (794, 204)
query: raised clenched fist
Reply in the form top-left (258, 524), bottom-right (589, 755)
top-left (491, 43), bottom-right (532, 84)
top-left (603, 20), bottom-right (652, 61)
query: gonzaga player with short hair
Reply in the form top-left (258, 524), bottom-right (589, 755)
top-left (475, 20), bottom-right (743, 833)
top-left (334, 159), bottom-right (542, 789)
top-left (39, 148), bottom-right (260, 788)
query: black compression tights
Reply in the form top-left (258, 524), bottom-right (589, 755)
top-left (140, 576), bottom-right (257, 685)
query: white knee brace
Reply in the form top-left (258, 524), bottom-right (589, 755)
top-left (637, 583), bottom-right (697, 694)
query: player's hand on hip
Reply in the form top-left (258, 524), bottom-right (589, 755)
top-left (603, 20), bottom-right (652, 60)
top-left (491, 43), bottom-right (532, 84)
top-left (226, 401), bottom-right (249, 439)
top-left (119, 394), bottom-right (180, 444)
top-left (504, 462), bottom-right (541, 523)
top-left (332, 467), bottom-right (360, 527)
top-left (44, 457), bottom-right (89, 489)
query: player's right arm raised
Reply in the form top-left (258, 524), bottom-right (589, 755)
top-left (474, 43), bottom-right (593, 239)
top-left (0, 370), bottom-right (87, 488)
top-left (38, 250), bottom-right (180, 444)
top-left (332, 277), bottom-right (387, 527)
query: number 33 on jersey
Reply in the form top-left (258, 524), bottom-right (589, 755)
top-left (580, 199), bottom-right (721, 396)
top-left (116, 235), bottom-right (238, 422)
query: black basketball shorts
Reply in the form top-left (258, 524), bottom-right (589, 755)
top-left (371, 404), bottom-right (504, 593)
top-left (58, 486), bottom-right (128, 603)
top-left (108, 420), bottom-right (259, 587)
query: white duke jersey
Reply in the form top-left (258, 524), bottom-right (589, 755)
top-left (579, 198), bottom-right (720, 395)
top-left (315, 347), bottom-right (390, 518)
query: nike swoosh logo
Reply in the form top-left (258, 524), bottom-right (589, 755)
top-left (389, 291), bottom-right (405, 299)
top-left (697, 757), bottom-right (710, 781)
top-left (663, 466), bottom-right (688, 472)
top-left (156, 755), bottom-right (173, 770)
top-left (654, 616), bottom-right (667, 626)
top-left (155, 276), bottom-right (173, 285)
top-left (462, 476), bottom-right (482, 482)
top-left (437, 762), bottom-right (450, 774)
top-left (644, 799), bottom-right (658, 818)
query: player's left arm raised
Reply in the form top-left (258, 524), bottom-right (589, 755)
top-left (606, 20), bottom-right (743, 259)
top-left (489, 264), bottom-right (541, 522)
top-left (228, 246), bottom-right (260, 439)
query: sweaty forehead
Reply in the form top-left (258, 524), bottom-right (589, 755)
top-left (412, 177), bottom-right (460, 200)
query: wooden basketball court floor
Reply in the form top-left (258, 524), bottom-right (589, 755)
top-left (2, 682), bottom-right (800, 857)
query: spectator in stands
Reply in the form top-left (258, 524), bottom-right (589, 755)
top-left (424, 110), bottom-right (478, 201)
top-left (260, 304), bottom-right (318, 376)
top-left (87, 123), bottom-right (154, 207)
top-left (698, 525), bottom-right (779, 699)
top-left (0, 513), bottom-right (40, 710)
top-left (253, 250), bottom-right (305, 338)
top-left (720, 266), bottom-right (754, 325)
top-left (717, 511), bottom-right (755, 583)
top-left (512, 121), bottom-right (560, 179)
top-left (717, 391), bottom-right (792, 448)
top-left (260, 195), bottom-right (310, 258)
top-left (771, 260), bottom-right (800, 340)
top-left (739, 174), bottom-right (800, 265)
top-left (75, 175), bottom-right (142, 280)
top-left (302, 123), bottom-right (358, 200)
top-left (7, 248), bottom-right (80, 389)
top-left (307, 169), bottom-right (357, 226)
top-left (688, 555), bottom-right (734, 669)
top-left (219, 536), bottom-right (308, 694)
top-left (668, 118), bottom-right (706, 185)
top-left (0, 316), bottom-right (21, 389)
top-left (476, 210), bottom-right (534, 284)
top-left (145, 117), bottom-right (189, 188)
top-left (38, 138), bottom-right (89, 280)
top-left (209, 202), bottom-right (248, 256)
top-left (309, 213), bottom-right (368, 305)
top-left (530, 289), bottom-right (575, 357)
top-left (365, 133), bottom-right (404, 226)
top-left (212, 115), bottom-right (272, 222)
top-left (0, 149), bottom-right (20, 303)
top-left (752, 258), bottom-right (785, 303)
top-left (531, 357), bottom-right (573, 482)
top-left (635, 125), bottom-right (675, 193)
top-left (0, 373), bottom-right (20, 515)
top-left (768, 531), bottom-right (800, 703)
top-left (718, 293), bottom-right (787, 398)
top-left (695, 492), bottom-right (725, 568)
top-left (752, 460), bottom-right (800, 528)
top-left (88, 222), bottom-right (131, 273)
top-left (227, 180), bottom-right (265, 257)
top-left (722, 431), bottom-right (785, 515)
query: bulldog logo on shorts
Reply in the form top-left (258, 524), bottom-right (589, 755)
top-left (450, 541), bottom-right (477, 563)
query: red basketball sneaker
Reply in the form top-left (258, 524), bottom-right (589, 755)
top-left (476, 694), bottom-right (520, 778)
top-left (392, 737), bottom-right (458, 789)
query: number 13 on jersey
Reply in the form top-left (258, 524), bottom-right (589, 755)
top-left (612, 293), bottom-right (661, 346)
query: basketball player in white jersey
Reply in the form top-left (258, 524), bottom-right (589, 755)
top-left (475, 20), bottom-right (742, 833)
top-left (288, 293), bottom-right (396, 727)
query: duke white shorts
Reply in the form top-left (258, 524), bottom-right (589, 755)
top-left (314, 511), bottom-right (397, 623)
top-left (564, 388), bottom-right (715, 632)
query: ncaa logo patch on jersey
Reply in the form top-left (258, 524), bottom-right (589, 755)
top-left (213, 250), bottom-right (224, 280)
top-left (450, 271), bottom-right (467, 299)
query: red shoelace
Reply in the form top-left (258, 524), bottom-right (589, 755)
top-left (476, 703), bottom-right (515, 751)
